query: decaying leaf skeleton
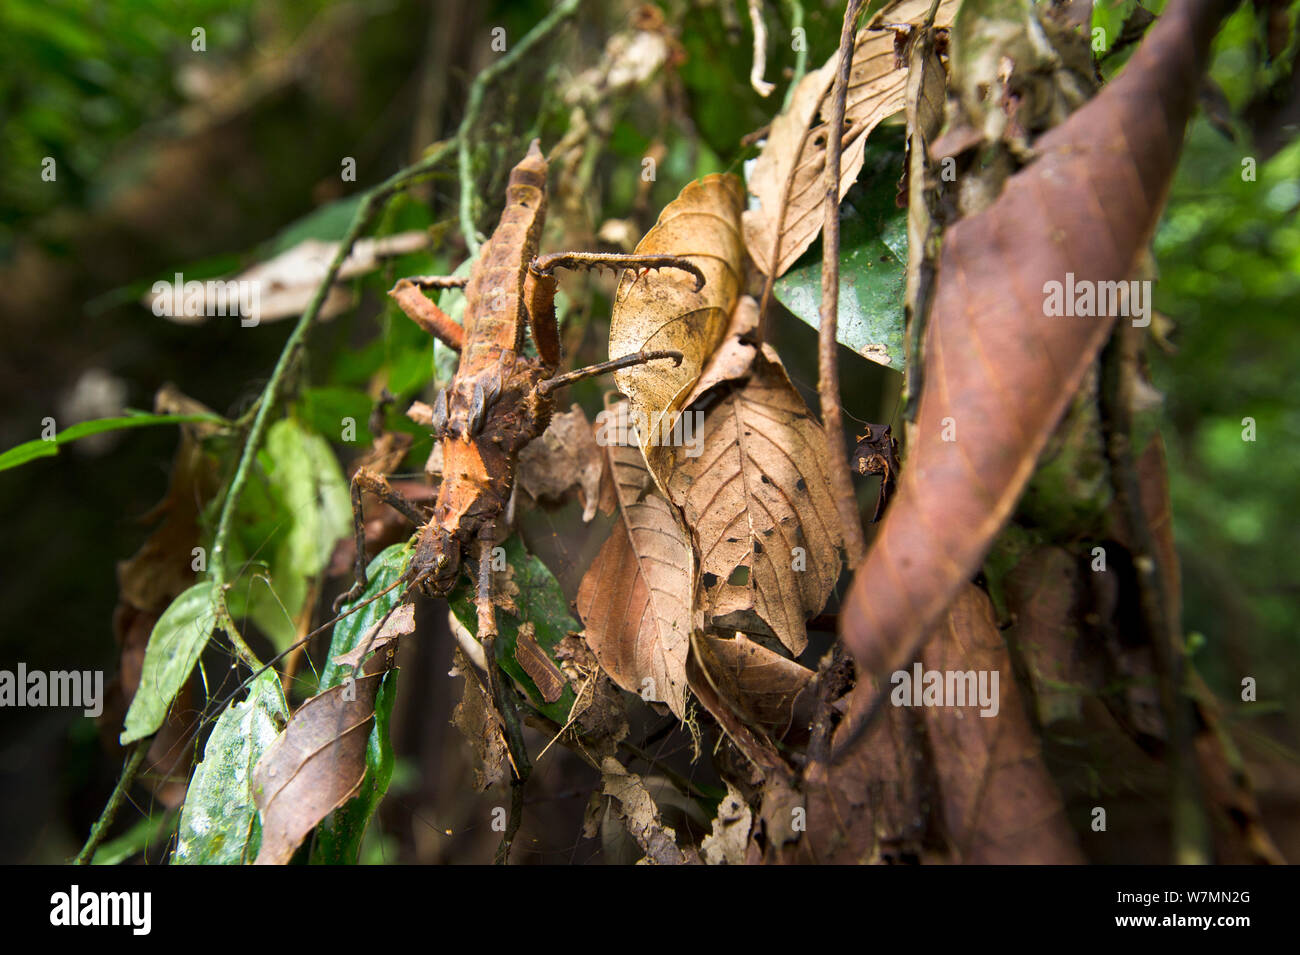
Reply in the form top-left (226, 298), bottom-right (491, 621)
top-left (335, 140), bottom-right (704, 646)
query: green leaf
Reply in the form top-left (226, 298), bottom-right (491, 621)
top-left (260, 194), bottom-right (367, 257)
top-left (311, 544), bottom-right (410, 863)
top-left (0, 412), bottom-right (225, 472)
top-left (243, 418), bottom-right (352, 652)
top-left (121, 582), bottom-right (218, 744)
top-left (172, 670), bottom-right (289, 865)
top-left (92, 809), bottom-right (176, 866)
top-left (297, 386), bottom-right (376, 447)
top-left (448, 536), bottom-right (577, 724)
top-left (774, 129), bottom-right (908, 370)
top-left (319, 543), bottom-right (410, 691)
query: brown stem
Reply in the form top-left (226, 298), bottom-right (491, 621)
top-left (819, 0), bottom-right (869, 567)
top-left (1099, 327), bottom-right (1209, 864)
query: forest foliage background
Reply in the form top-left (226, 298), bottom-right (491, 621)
top-left (0, 0), bottom-right (1297, 863)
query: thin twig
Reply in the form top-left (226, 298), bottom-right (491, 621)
top-left (782, 0), bottom-right (808, 110)
top-left (819, 0), bottom-right (868, 566)
top-left (74, 742), bottom-right (148, 865)
top-left (457, 0), bottom-right (583, 255)
top-left (1099, 328), bottom-right (1210, 864)
top-left (748, 0), bottom-right (776, 97)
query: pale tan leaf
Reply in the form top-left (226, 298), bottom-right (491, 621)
top-left (599, 757), bottom-right (693, 864)
top-left (743, 0), bottom-right (958, 279)
top-left (701, 781), bottom-right (753, 865)
top-left (669, 351), bottom-right (842, 656)
top-left (577, 403), bottom-right (691, 718)
top-left (609, 175), bottom-right (745, 490)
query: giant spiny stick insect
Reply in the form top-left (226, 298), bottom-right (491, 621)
top-left (333, 142), bottom-right (702, 788)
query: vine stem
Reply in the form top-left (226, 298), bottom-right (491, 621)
top-left (74, 742), bottom-right (147, 865)
top-left (819, 0), bottom-right (868, 566)
top-left (458, 0), bottom-right (582, 255)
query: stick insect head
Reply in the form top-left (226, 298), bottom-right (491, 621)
top-left (407, 522), bottom-right (460, 597)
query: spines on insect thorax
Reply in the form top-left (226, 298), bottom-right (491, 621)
top-left (462, 141), bottom-right (548, 370)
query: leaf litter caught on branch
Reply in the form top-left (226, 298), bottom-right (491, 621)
top-left (839, 0), bottom-right (1236, 721)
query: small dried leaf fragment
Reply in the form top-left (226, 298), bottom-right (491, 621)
top-left (600, 757), bottom-right (692, 864)
top-left (516, 404), bottom-right (605, 521)
top-left (577, 403), bottom-right (691, 718)
top-left (452, 651), bottom-right (509, 792)
top-left (701, 782), bottom-right (753, 865)
top-left (514, 623), bottom-right (566, 704)
top-left (609, 174), bottom-right (745, 489)
top-left (669, 349), bottom-right (842, 656)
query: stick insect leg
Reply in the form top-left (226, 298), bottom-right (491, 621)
top-left (536, 349), bottom-right (684, 397)
top-left (522, 268), bottom-right (562, 368)
top-left (388, 278), bottom-right (465, 351)
top-left (333, 467), bottom-right (428, 612)
top-left (530, 252), bottom-right (706, 292)
top-left (475, 526), bottom-right (531, 864)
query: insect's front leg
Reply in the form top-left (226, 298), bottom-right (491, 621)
top-left (529, 252), bottom-right (706, 292)
top-left (536, 349), bottom-right (683, 396)
top-left (334, 467), bottom-right (429, 612)
top-left (524, 252), bottom-right (703, 384)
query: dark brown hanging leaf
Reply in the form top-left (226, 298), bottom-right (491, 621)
top-left (251, 609), bottom-right (408, 865)
top-left (916, 584), bottom-right (1083, 863)
top-left (840, 0), bottom-right (1233, 694)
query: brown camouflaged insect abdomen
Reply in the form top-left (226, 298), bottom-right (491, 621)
top-left (460, 140), bottom-right (548, 375)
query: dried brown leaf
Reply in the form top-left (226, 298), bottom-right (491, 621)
top-left (668, 350), bottom-right (842, 656)
top-left (743, 0), bottom-right (958, 278)
top-left (609, 175), bottom-right (745, 489)
top-left (516, 404), bottom-right (605, 521)
top-left (252, 638), bottom-right (400, 865)
top-left (576, 402), bottom-right (691, 718)
top-left (599, 756), bottom-right (694, 864)
top-left (695, 632), bottom-right (813, 734)
top-left (452, 652), bottom-right (510, 792)
top-left (917, 584), bottom-right (1083, 863)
